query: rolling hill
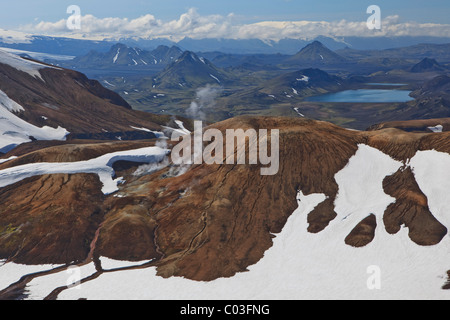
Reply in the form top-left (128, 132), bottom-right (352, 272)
top-left (0, 49), bottom-right (189, 153)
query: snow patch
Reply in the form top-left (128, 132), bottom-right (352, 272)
top-left (0, 47), bottom-right (75, 61)
top-left (0, 262), bottom-right (63, 292)
top-left (334, 144), bottom-right (403, 234)
top-left (428, 125), bottom-right (443, 133)
top-left (5, 144), bottom-right (449, 300)
top-left (129, 126), bottom-right (165, 138)
top-left (0, 29), bottom-right (33, 44)
top-left (57, 184), bottom-right (450, 300)
top-left (0, 89), bottom-right (24, 112)
top-left (174, 120), bottom-right (191, 135)
top-left (296, 75), bottom-right (309, 82)
top-left (293, 107), bottom-right (304, 117)
top-left (103, 80), bottom-right (115, 87)
top-left (0, 156), bottom-right (17, 164)
top-left (0, 49), bottom-right (59, 80)
top-left (0, 94), bottom-right (69, 153)
top-left (409, 150), bottom-right (450, 229)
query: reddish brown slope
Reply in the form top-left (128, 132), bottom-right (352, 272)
top-left (368, 118), bottom-right (450, 133)
top-left (0, 53), bottom-right (176, 140)
top-left (0, 116), bottom-right (448, 282)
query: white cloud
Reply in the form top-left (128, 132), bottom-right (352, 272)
top-left (16, 8), bottom-right (450, 42)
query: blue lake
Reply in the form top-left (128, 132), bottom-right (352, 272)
top-left (305, 89), bottom-right (414, 103)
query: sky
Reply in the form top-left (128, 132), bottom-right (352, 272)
top-left (1, 0), bottom-right (450, 41)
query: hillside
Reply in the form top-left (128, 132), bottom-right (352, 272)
top-left (410, 58), bottom-right (446, 73)
top-left (0, 49), bottom-right (190, 153)
top-left (0, 116), bottom-right (448, 300)
top-left (285, 41), bottom-right (348, 66)
top-left (259, 68), bottom-right (345, 97)
top-left (381, 75), bottom-right (450, 124)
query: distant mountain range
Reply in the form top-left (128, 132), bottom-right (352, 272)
top-left (2, 31), bottom-right (450, 56)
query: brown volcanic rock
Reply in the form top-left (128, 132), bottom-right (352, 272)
top-left (345, 214), bottom-right (377, 247)
top-left (0, 140), bottom-right (159, 264)
top-left (307, 198), bottom-right (337, 233)
top-left (0, 116), bottom-right (449, 282)
top-left (383, 168), bottom-right (447, 246)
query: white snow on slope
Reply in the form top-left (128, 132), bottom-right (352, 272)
top-left (103, 80), bottom-right (115, 87)
top-left (53, 190), bottom-right (450, 300)
top-left (0, 92), bottom-right (69, 153)
top-left (0, 156), bottom-right (17, 164)
top-left (0, 146), bottom-right (169, 195)
top-left (0, 49), bottom-right (59, 80)
top-left (174, 120), bottom-right (191, 135)
top-left (26, 263), bottom-right (97, 300)
top-left (0, 29), bottom-right (33, 44)
top-left (293, 107), bottom-right (304, 117)
top-left (428, 125), bottom-right (444, 133)
top-left (0, 89), bottom-right (23, 112)
top-left (46, 144), bottom-right (449, 300)
top-left (162, 120), bottom-right (191, 139)
top-left (334, 144), bottom-right (403, 237)
top-left (129, 126), bottom-right (165, 138)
